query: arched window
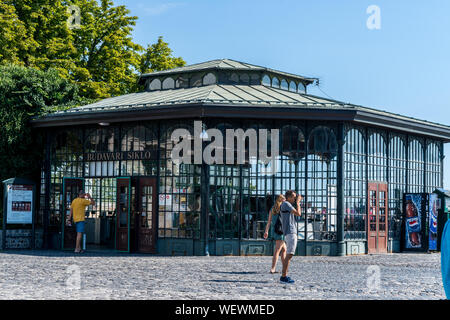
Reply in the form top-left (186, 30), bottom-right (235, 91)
top-left (250, 73), bottom-right (260, 85)
top-left (190, 73), bottom-right (203, 87)
top-left (308, 126), bottom-right (338, 161)
top-left (175, 76), bottom-right (189, 88)
top-left (229, 73), bottom-right (239, 84)
top-left (272, 77), bottom-right (280, 88)
top-left (289, 81), bottom-right (297, 92)
top-left (281, 125), bottom-right (306, 159)
top-left (280, 79), bottom-right (288, 90)
top-left (239, 73), bottom-right (249, 84)
top-left (203, 72), bottom-right (216, 85)
top-left (297, 82), bottom-right (306, 94)
top-left (162, 77), bottom-right (175, 89)
top-left (148, 78), bottom-right (161, 91)
top-left (262, 74), bottom-right (271, 86)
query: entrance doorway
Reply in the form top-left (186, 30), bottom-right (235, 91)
top-left (62, 178), bottom-right (84, 250)
top-left (116, 177), bottom-right (157, 253)
top-left (61, 177), bottom-right (157, 253)
top-left (367, 182), bottom-right (388, 253)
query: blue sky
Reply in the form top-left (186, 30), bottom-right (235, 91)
top-left (116, 0), bottom-right (450, 188)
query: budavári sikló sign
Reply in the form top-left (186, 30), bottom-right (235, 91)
top-left (84, 151), bottom-right (155, 161)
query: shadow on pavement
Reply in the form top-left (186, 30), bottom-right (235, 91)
top-left (209, 271), bottom-right (259, 275)
top-left (208, 279), bottom-right (270, 284)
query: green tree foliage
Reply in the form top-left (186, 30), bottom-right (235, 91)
top-left (0, 64), bottom-right (86, 187)
top-left (0, 0), bottom-right (186, 100)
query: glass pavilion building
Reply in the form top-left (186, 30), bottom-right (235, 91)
top-left (32, 59), bottom-right (450, 256)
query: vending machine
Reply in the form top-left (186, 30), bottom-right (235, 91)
top-left (402, 193), bottom-right (440, 252)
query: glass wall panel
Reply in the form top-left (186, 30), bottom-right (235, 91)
top-left (159, 122), bottom-right (201, 239)
top-left (120, 124), bottom-right (158, 176)
top-left (388, 134), bottom-right (406, 241)
top-left (426, 141), bottom-right (442, 193)
top-left (408, 138), bottom-right (425, 193)
top-left (208, 122), bottom-right (241, 239)
top-left (240, 122), bottom-right (273, 240)
top-left (344, 126), bottom-right (366, 240)
top-left (368, 131), bottom-right (387, 182)
top-left (307, 126), bottom-right (338, 241)
top-left (274, 125), bottom-right (306, 238)
top-left (210, 164), bottom-right (240, 239)
top-left (49, 129), bottom-right (84, 227)
top-left (84, 127), bottom-right (120, 177)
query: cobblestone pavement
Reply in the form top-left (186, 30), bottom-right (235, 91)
top-left (0, 250), bottom-right (445, 300)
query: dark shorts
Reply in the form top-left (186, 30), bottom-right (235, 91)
top-left (75, 221), bottom-right (85, 233)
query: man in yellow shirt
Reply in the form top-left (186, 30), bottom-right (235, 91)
top-left (69, 190), bottom-right (95, 253)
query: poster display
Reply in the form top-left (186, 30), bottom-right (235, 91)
top-left (159, 194), bottom-right (172, 209)
top-left (6, 184), bottom-right (33, 224)
top-left (404, 194), bottom-right (423, 249)
top-left (428, 193), bottom-right (438, 251)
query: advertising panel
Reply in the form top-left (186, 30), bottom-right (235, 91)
top-left (404, 194), bottom-right (423, 249)
top-left (429, 193), bottom-right (438, 251)
top-left (6, 184), bottom-right (33, 224)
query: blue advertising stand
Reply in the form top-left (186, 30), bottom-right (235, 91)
top-left (1, 178), bottom-right (36, 250)
top-left (442, 220), bottom-right (450, 299)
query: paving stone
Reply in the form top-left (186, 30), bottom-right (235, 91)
top-left (0, 251), bottom-right (445, 299)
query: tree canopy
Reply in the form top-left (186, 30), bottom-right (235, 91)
top-left (0, 0), bottom-right (186, 99)
top-left (0, 64), bottom-right (87, 183)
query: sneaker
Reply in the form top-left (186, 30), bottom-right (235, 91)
top-left (280, 276), bottom-right (295, 284)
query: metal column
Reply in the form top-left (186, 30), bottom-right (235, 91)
top-left (336, 123), bottom-right (345, 256)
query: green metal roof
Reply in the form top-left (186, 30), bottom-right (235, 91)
top-left (34, 83), bottom-right (450, 131)
top-left (54, 84), bottom-right (342, 114)
top-left (138, 58), bottom-right (317, 84)
top-left (31, 59), bottom-right (450, 141)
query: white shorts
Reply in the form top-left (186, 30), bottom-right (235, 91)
top-left (284, 233), bottom-right (297, 255)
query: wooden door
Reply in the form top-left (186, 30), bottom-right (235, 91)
top-left (367, 182), bottom-right (388, 254)
top-left (137, 178), bottom-right (157, 253)
top-left (377, 184), bottom-right (388, 253)
top-left (116, 178), bottom-right (131, 252)
top-left (62, 178), bottom-right (84, 250)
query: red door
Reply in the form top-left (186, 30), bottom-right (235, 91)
top-left (62, 178), bottom-right (84, 250)
top-left (137, 178), bottom-right (157, 253)
top-left (116, 178), bottom-right (131, 252)
top-left (367, 182), bottom-right (388, 254)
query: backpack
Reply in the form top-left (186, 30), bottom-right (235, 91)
top-left (274, 214), bottom-right (283, 235)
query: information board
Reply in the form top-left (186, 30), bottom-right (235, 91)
top-left (6, 184), bottom-right (33, 224)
